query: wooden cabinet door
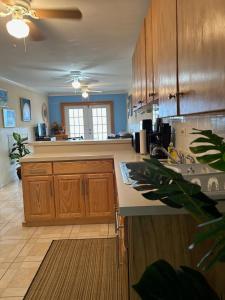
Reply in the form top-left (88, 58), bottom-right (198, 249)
top-left (132, 46), bottom-right (138, 108)
top-left (178, 0), bottom-right (225, 114)
top-left (140, 21), bottom-right (147, 104)
top-left (145, 5), bottom-right (155, 103)
top-left (54, 175), bottom-right (85, 219)
top-left (23, 176), bottom-right (55, 222)
top-left (85, 173), bottom-right (115, 218)
top-left (152, 0), bottom-right (178, 117)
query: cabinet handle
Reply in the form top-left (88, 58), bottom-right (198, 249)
top-left (50, 182), bottom-right (53, 197)
top-left (80, 179), bottom-right (84, 198)
top-left (85, 178), bottom-right (89, 198)
top-left (168, 93), bottom-right (176, 100)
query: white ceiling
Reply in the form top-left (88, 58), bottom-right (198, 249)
top-left (0, 0), bottom-right (149, 95)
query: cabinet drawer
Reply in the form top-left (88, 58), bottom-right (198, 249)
top-left (53, 160), bottom-right (113, 175)
top-left (22, 163), bottom-right (52, 176)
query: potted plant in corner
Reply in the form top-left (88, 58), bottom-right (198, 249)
top-left (9, 132), bottom-right (30, 179)
top-left (130, 129), bottom-right (225, 300)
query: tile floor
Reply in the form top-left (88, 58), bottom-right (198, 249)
top-left (0, 181), bottom-right (115, 299)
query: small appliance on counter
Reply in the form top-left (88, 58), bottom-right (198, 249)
top-left (132, 119), bottom-right (153, 154)
top-left (132, 132), bottom-right (140, 153)
top-left (150, 119), bottom-right (171, 159)
top-left (35, 123), bottom-right (54, 141)
top-left (140, 119), bottom-right (152, 153)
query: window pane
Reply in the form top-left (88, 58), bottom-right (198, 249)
top-left (69, 109), bottom-right (74, 117)
top-left (67, 108), bottom-right (85, 138)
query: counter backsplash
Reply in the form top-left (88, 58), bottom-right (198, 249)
top-left (167, 114), bottom-right (225, 154)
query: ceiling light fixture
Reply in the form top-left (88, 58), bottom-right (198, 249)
top-left (6, 18), bottom-right (30, 39)
top-left (82, 91), bottom-right (89, 99)
top-left (72, 78), bottom-right (81, 89)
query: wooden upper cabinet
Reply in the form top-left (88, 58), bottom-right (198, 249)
top-left (152, 0), bottom-right (178, 117)
top-left (85, 173), bottom-right (115, 218)
top-left (145, 4), bottom-right (155, 103)
top-left (54, 175), bottom-right (85, 219)
top-left (22, 176), bottom-right (55, 222)
top-left (178, 0), bottom-right (225, 114)
top-left (139, 21), bottom-right (147, 104)
top-left (132, 21), bottom-right (147, 108)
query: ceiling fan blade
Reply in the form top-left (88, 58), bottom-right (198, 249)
top-left (25, 20), bottom-right (46, 42)
top-left (88, 90), bottom-right (103, 93)
top-left (35, 9), bottom-right (82, 20)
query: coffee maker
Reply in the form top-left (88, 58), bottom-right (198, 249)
top-left (149, 119), bottom-right (171, 159)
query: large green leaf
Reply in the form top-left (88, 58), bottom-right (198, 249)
top-left (9, 132), bottom-right (30, 161)
top-left (133, 260), bottom-right (219, 300)
top-left (189, 215), bottom-right (225, 270)
top-left (190, 129), bottom-right (225, 171)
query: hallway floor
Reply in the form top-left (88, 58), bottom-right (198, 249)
top-left (0, 181), bottom-right (115, 299)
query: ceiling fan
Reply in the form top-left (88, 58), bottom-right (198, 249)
top-left (0, 0), bottom-right (82, 40)
top-left (54, 71), bottom-right (99, 90)
top-left (78, 85), bottom-right (102, 99)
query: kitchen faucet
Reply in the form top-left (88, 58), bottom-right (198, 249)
top-left (151, 145), bottom-right (180, 164)
top-left (151, 145), bottom-right (196, 165)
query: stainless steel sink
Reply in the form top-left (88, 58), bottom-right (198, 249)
top-left (120, 161), bottom-right (225, 200)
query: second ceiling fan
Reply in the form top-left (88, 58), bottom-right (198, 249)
top-left (0, 0), bottom-right (82, 40)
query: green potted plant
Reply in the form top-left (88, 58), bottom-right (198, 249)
top-left (130, 129), bottom-right (225, 299)
top-left (9, 132), bottom-right (30, 179)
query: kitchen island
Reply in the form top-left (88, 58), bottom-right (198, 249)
top-left (20, 139), bottom-right (225, 299)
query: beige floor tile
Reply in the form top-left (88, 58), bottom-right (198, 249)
top-left (14, 238), bottom-right (52, 262)
top-left (0, 261), bottom-right (41, 297)
top-left (0, 288), bottom-right (27, 298)
top-left (0, 222), bottom-right (36, 240)
top-left (0, 223), bottom-right (7, 231)
top-left (32, 225), bottom-right (72, 239)
top-left (0, 297), bottom-right (23, 300)
top-left (0, 240), bottom-right (27, 263)
top-left (0, 201), bottom-right (23, 209)
top-left (71, 224), bottom-right (109, 238)
top-left (0, 263), bottom-right (11, 280)
top-left (0, 208), bottom-right (20, 223)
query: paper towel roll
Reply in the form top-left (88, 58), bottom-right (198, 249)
top-left (140, 130), bottom-right (147, 154)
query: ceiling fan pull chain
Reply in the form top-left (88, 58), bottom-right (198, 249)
top-left (23, 37), bottom-right (27, 53)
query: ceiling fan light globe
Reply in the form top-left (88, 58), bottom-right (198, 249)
top-left (6, 19), bottom-right (30, 39)
top-left (82, 91), bottom-right (89, 99)
top-left (72, 79), bottom-right (81, 89)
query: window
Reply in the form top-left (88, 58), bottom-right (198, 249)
top-left (68, 108), bottom-right (84, 138)
top-left (64, 103), bottom-right (112, 140)
top-left (92, 107), bottom-right (108, 140)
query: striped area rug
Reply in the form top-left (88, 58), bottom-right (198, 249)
top-left (24, 238), bottom-right (128, 300)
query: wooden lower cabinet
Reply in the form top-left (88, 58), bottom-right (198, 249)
top-left (22, 160), bottom-right (115, 226)
top-left (127, 215), bottom-right (225, 300)
top-left (85, 173), bottom-right (115, 218)
top-left (54, 174), bottom-right (85, 219)
top-left (22, 176), bottom-right (55, 222)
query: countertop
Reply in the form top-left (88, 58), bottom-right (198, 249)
top-left (20, 149), bottom-right (225, 217)
top-left (30, 138), bottom-right (132, 147)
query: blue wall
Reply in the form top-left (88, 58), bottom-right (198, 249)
top-left (48, 93), bottom-right (128, 134)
